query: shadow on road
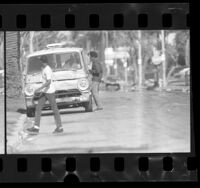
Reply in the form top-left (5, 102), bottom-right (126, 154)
top-left (42, 109), bottom-right (87, 117)
top-left (41, 144), bottom-right (149, 154)
top-left (17, 108), bottom-right (27, 114)
top-left (17, 107), bottom-right (89, 118)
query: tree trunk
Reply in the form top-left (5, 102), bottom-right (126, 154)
top-left (0, 40), bottom-right (4, 70)
top-left (6, 32), bottom-right (22, 98)
top-left (161, 30), bottom-right (167, 88)
top-left (185, 38), bottom-right (190, 67)
top-left (138, 30), bottom-right (142, 87)
top-left (29, 31), bottom-right (34, 53)
top-left (142, 57), bottom-right (148, 85)
top-left (166, 65), bottom-right (178, 86)
top-left (86, 39), bottom-right (91, 52)
top-left (130, 48), bottom-right (138, 85)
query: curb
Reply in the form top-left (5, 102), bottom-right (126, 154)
top-left (165, 87), bottom-right (190, 93)
top-left (7, 114), bottom-right (27, 154)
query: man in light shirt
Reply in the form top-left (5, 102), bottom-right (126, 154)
top-left (27, 56), bottom-right (63, 134)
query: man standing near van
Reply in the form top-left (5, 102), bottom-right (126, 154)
top-left (27, 56), bottom-right (63, 134)
top-left (88, 51), bottom-right (103, 111)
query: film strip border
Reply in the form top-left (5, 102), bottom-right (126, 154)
top-left (0, 3), bottom-right (189, 30)
top-left (0, 2), bottom-right (197, 183)
top-left (0, 155), bottom-right (198, 182)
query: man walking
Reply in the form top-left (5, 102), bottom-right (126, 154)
top-left (152, 48), bottom-right (162, 88)
top-left (88, 51), bottom-right (103, 111)
top-left (27, 56), bottom-right (63, 134)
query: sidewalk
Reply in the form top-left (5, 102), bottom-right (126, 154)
top-left (7, 112), bottom-right (26, 153)
top-left (165, 82), bottom-right (190, 93)
top-left (6, 95), bottom-right (27, 153)
top-left (120, 82), bottom-right (190, 93)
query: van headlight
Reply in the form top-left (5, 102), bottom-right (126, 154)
top-left (24, 85), bottom-right (35, 96)
top-left (77, 78), bottom-right (89, 91)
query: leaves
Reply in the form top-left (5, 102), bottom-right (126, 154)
top-left (19, 30), bottom-right (189, 86)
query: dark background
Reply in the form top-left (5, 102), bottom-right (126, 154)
top-left (0, 1), bottom-right (198, 183)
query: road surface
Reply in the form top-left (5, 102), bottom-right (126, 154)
top-left (7, 90), bottom-right (190, 154)
top-left (0, 95), bottom-right (4, 154)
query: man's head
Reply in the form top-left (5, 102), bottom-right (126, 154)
top-left (40, 56), bottom-right (48, 68)
top-left (69, 54), bottom-right (74, 65)
top-left (88, 51), bottom-right (98, 62)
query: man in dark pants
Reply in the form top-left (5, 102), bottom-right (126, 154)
top-left (154, 64), bottom-right (159, 88)
top-left (27, 56), bottom-right (63, 134)
top-left (88, 51), bottom-right (103, 111)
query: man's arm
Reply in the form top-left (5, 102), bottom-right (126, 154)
top-left (34, 79), bottom-right (51, 93)
top-left (35, 68), bottom-right (52, 93)
top-left (89, 63), bottom-right (96, 74)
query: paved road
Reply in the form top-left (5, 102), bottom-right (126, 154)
top-left (0, 95), bottom-right (4, 154)
top-left (8, 90), bottom-right (190, 154)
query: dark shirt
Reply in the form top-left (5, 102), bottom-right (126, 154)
top-left (91, 60), bottom-right (103, 82)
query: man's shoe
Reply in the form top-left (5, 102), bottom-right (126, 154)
top-left (96, 107), bottom-right (103, 111)
top-left (53, 127), bottom-right (64, 134)
top-left (26, 127), bottom-right (39, 133)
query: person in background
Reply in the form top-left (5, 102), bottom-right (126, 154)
top-left (88, 51), bottom-right (103, 111)
top-left (154, 64), bottom-right (159, 88)
top-left (151, 49), bottom-right (162, 88)
top-left (27, 56), bottom-right (63, 134)
top-left (63, 55), bottom-right (75, 69)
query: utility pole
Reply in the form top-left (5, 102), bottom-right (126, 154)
top-left (101, 31), bottom-right (105, 64)
top-left (185, 37), bottom-right (190, 67)
top-left (161, 30), bottom-right (166, 88)
top-left (138, 30), bottom-right (142, 88)
top-left (86, 34), bottom-right (91, 52)
top-left (124, 58), bottom-right (128, 84)
top-left (113, 31), bottom-right (117, 76)
top-left (104, 31), bottom-right (109, 77)
top-left (105, 31), bottom-right (108, 48)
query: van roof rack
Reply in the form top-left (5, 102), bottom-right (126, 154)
top-left (46, 42), bottom-right (66, 49)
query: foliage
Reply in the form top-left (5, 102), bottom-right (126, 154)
top-left (20, 30), bottom-right (190, 85)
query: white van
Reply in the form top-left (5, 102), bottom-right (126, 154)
top-left (24, 47), bottom-right (93, 117)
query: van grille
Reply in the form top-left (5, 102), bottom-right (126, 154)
top-left (56, 89), bottom-right (81, 98)
top-left (33, 89), bottom-right (81, 100)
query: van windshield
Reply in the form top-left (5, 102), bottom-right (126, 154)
top-left (27, 52), bottom-right (82, 74)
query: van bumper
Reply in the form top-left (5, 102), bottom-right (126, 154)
top-left (25, 92), bottom-right (91, 109)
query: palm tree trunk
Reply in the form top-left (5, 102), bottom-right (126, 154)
top-left (6, 32), bottom-right (22, 97)
top-left (130, 49), bottom-right (138, 85)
